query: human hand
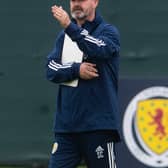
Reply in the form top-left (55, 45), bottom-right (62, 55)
top-left (51, 5), bottom-right (71, 28)
top-left (80, 62), bottom-right (99, 80)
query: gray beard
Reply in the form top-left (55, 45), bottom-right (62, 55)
top-left (71, 11), bottom-right (87, 20)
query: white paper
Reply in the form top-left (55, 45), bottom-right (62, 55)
top-left (61, 34), bottom-right (83, 87)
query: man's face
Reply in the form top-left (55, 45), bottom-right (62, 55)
top-left (70, 0), bottom-right (98, 20)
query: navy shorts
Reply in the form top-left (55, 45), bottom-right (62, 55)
top-left (48, 131), bottom-right (118, 168)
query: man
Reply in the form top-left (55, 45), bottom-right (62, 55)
top-left (46, 0), bottom-right (120, 167)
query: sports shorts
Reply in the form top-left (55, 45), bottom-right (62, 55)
top-left (48, 130), bottom-right (119, 168)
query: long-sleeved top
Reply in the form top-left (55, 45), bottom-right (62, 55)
top-left (46, 12), bottom-right (121, 140)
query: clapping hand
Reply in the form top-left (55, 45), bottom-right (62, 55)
top-left (51, 5), bottom-right (71, 28)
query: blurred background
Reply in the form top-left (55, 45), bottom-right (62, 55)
top-left (0, 0), bottom-right (168, 168)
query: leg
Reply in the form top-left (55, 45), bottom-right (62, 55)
top-left (48, 133), bottom-right (81, 168)
top-left (80, 131), bottom-right (118, 168)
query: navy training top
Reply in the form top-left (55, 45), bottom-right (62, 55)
top-left (46, 13), bottom-right (121, 141)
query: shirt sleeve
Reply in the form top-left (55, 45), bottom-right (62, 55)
top-left (46, 32), bottom-right (81, 83)
top-left (65, 22), bottom-right (120, 60)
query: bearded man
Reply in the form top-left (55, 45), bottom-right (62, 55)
top-left (46, 0), bottom-right (121, 167)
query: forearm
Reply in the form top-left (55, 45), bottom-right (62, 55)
top-left (65, 22), bottom-right (120, 60)
top-left (46, 60), bottom-right (80, 83)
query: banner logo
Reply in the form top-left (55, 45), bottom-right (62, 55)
top-left (123, 87), bottom-right (168, 167)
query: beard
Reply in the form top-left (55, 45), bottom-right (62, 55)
top-left (71, 8), bottom-right (88, 20)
